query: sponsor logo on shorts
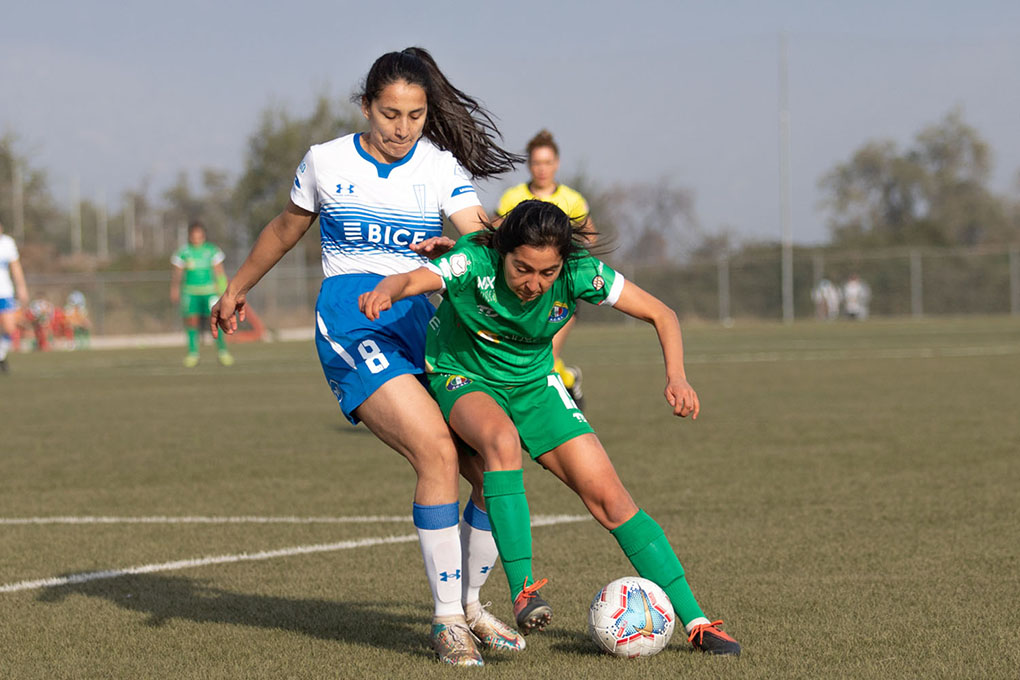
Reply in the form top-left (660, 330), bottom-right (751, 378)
top-left (445, 375), bottom-right (473, 391)
top-left (548, 301), bottom-right (569, 323)
top-left (592, 275), bottom-right (605, 291)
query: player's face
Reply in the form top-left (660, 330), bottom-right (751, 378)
top-left (503, 244), bottom-right (563, 302)
top-left (528, 147), bottom-right (559, 189)
top-left (188, 229), bottom-right (206, 246)
top-left (361, 80), bottom-right (428, 163)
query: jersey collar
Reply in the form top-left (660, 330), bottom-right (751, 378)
top-left (355, 132), bottom-right (420, 179)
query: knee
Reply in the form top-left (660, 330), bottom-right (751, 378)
top-left (477, 428), bottom-right (523, 471)
top-left (406, 430), bottom-right (460, 478)
top-left (585, 488), bottom-right (638, 530)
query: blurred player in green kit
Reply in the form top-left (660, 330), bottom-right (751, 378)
top-left (171, 221), bottom-right (233, 367)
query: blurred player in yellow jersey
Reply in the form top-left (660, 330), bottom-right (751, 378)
top-left (496, 130), bottom-right (593, 408)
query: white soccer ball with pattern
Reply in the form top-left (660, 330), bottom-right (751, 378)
top-left (588, 576), bottom-right (675, 658)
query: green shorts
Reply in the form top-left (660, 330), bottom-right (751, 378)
top-left (180, 292), bottom-right (217, 317)
top-left (427, 371), bottom-right (593, 459)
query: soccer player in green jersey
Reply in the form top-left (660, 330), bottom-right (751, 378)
top-left (171, 221), bottom-right (233, 367)
top-left (359, 200), bottom-right (741, 655)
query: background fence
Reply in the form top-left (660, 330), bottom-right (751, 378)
top-left (23, 243), bottom-right (1020, 337)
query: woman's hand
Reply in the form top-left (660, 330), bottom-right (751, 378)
top-left (664, 375), bottom-right (700, 419)
top-left (409, 235), bottom-right (457, 259)
top-left (210, 287), bottom-right (247, 337)
top-left (359, 290), bottom-right (393, 321)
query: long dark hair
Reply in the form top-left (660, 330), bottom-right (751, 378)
top-left (355, 47), bottom-right (522, 179)
top-left (472, 200), bottom-right (593, 261)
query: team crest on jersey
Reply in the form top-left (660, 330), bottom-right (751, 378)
top-left (445, 375), bottom-right (473, 391)
top-left (449, 254), bottom-right (468, 277)
top-left (548, 301), bottom-right (569, 323)
top-left (592, 275), bottom-right (606, 291)
top-left (298, 162), bottom-right (307, 174)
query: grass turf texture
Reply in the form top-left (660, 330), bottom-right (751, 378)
top-left (2, 317), bottom-right (1019, 678)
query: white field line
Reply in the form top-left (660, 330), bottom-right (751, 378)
top-left (0, 514), bottom-right (590, 594)
top-left (0, 515), bottom-right (413, 525)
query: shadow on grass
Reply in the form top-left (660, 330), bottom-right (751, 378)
top-left (36, 573), bottom-right (434, 659)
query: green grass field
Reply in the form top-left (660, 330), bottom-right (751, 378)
top-left (2, 317), bottom-right (1019, 679)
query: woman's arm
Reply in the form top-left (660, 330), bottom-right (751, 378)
top-left (611, 279), bottom-right (700, 419)
top-left (211, 200), bottom-right (316, 336)
top-left (359, 267), bottom-right (444, 321)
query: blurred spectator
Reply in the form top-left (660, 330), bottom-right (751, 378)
top-left (843, 274), bottom-right (871, 320)
top-left (811, 278), bottom-right (841, 321)
top-left (65, 290), bottom-right (92, 349)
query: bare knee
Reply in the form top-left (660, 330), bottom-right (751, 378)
top-left (476, 427), bottom-right (523, 471)
top-left (584, 488), bottom-right (638, 530)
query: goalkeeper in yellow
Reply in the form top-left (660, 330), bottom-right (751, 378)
top-left (496, 130), bottom-right (591, 408)
top-left (171, 221), bottom-right (233, 367)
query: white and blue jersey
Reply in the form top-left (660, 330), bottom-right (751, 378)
top-left (291, 133), bottom-right (480, 278)
top-left (0, 234), bottom-right (20, 310)
top-left (292, 133), bottom-right (482, 424)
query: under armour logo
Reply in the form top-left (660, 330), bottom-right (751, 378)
top-left (439, 570), bottom-right (462, 582)
top-left (337, 183), bottom-right (355, 195)
top-left (479, 566), bottom-right (491, 574)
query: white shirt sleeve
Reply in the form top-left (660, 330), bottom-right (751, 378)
top-left (289, 149), bottom-right (320, 213)
top-left (437, 155), bottom-right (481, 218)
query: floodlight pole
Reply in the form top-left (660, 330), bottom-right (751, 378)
top-left (779, 32), bottom-right (794, 323)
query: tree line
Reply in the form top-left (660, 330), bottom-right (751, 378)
top-left (2, 102), bottom-right (1018, 279)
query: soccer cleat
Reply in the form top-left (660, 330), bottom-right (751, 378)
top-left (565, 365), bottom-right (585, 411)
top-left (466, 601), bottom-right (526, 651)
top-left (430, 618), bottom-right (484, 667)
top-left (217, 350), bottom-right (235, 366)
top-left (513, 577), bottom-right (552, 635)
top-left (183, 353), bottom-right (200, 368)
top-left (687, 620), bottom-right (741, 656)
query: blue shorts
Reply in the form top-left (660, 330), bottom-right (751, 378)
top-left (0, 298), bottom-right (17, 313)
top-left (314, 274), bottom-right (435, 425)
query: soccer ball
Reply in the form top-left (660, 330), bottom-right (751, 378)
top-left (588, 577), bottom-right (675, 658)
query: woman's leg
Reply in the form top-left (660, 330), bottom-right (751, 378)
top-left (448, 392), bottom-right (535, 601)
top-left (538, 434), bottom-right (709, 625)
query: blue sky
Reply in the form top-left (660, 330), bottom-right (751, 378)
top-left (3, 0), bottom-right (1019, 244)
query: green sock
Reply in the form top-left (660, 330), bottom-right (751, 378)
top-left (186, 327), bottom-right (199, 354)
top-left (483, 469), bottom-right (534, 601)
top-left (611, 509), bottom-right (706, 626)
top-left (215, 330), bottom-right (227, 351)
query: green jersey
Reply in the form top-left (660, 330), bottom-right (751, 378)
top-left (171, 242), bottom-right (225, 295)
top-left (424, 235), bottom-right (622, 385)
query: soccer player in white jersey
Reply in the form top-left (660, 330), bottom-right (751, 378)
top-left (0, 221), bottom-right (30, 373)
top-left (211, 48), bottom-right (523, 667)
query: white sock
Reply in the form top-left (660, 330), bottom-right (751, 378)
top-left (413, 502), bottom-right (465, 619)
top-left (0, 334), bottom-right (10, 361)
top-left (460, 499), bottom-right (498, 610)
